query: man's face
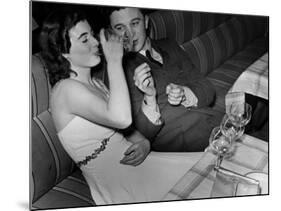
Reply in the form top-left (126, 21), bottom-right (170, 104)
top-left (110, 8), bottom-right (148, 52)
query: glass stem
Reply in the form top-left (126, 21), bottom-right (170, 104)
top-left (215, 155), bottom-right (223, 168)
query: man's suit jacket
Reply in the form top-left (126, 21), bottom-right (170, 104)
top-left (122, 39), bottom-right (217, 142)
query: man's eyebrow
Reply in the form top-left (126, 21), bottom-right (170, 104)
top-left (113, 17), bottom-right (142, 28)
top-left (131, 17), bottom-right (141, 22)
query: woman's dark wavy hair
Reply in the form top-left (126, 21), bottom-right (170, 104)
top-left (39, 9), bottom-right (87, 87)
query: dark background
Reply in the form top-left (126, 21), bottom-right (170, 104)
top-left (32, 1), bottom-right (104, 54)
top-left (31, 1), bottom-right (157, 54)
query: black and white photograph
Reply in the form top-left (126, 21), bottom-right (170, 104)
top-left (30, 0), bottom-right (269, 210)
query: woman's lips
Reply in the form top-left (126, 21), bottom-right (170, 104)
top-left (92, 47), bottom-right (101, 56)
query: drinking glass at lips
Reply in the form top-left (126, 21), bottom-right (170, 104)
top-left (209, 127), bottom-right (235, 168)
top-left (121, 30), bottom-right (133, 52)
top-left (102, 28), bottom-right (133, 52)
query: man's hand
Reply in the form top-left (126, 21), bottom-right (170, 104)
top-left (120, 139), bottom-right (151, 166)
top-left (166, 83), bottom-right (186, 105)
top-left (133, 63), bottom-right (156, 97)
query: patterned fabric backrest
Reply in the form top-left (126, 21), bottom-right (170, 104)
top-left (149, 10), bottom-right (231, 45)
top-left (149, 10), bottom-right (268, 76)
top-left (181, 15), bottom-right (268, 76)
top-left (31, 53), bottom-right (75, 202)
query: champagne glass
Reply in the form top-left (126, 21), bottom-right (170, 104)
top-left (102, 28), bottom-right (133, 52)
top-left (220, 114), bottom-right (245, 141)
top-left (122, 30), bottom-right (133, 52)
top-left (209, 127), bottom-right (234, 168)
top-left (227, 102), bottom-right (252, 127)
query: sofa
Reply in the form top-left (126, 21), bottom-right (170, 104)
top-left (149, 10), bottom-right (268, 112)
top-left (31, 9), bottom-right (268, 210)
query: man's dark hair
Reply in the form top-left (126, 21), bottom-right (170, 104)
top-left (98, 6), bottom-right (148, 27)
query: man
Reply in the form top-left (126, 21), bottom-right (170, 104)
top-left (101, 7), bottom-right (223, 152)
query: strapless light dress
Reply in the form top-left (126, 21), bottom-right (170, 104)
top-left (57, 79), bottom-right (203, 205)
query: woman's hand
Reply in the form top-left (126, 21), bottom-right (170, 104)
top-left (99, 28), bottom-right (123, 63)
top-left (120, 139), bottom-right (151, 166)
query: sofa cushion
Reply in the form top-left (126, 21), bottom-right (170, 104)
top-left (181, 16), bottom-right (268, 76)
top-left (31, 54), bottom-right (81, 203)
top-left (31, 111), bottom-right (76, 202)
top-left (32, 169), bottom-right (95, 210)
top-left (207, 36), bottom-right (268, 112)
top-left (149, 10), bottom-right (230, 45)
top-left (31, 54), bottom-right (50, 116)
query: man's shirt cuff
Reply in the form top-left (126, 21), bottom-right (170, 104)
top-left (181, 86), bottom-right (198, 108)
top-left (141, 99), bottom-right (163, 125)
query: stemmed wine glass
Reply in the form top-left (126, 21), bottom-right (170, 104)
top-left (221, 102), bottom-right (252, 140)
top-left (208, 100), bottom-right (252, 168)
top-left (220, 114), bottom-right (245, 141)
top-left (209, 127), bottom-right (235, 168)
top-left (228, 102), bottom-right (252, 125)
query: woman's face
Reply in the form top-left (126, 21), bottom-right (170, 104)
top-left (65, 20), bottom-right (100, 69)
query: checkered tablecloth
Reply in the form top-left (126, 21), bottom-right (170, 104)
top-left (163, 134), bottom-right (268, 200)
top-left (229, 53), bottom-right (268, 100)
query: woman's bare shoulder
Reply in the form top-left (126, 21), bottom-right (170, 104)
top-left (50, 79), bottom-right (92, 112)
top-left (51, 79), bottom-right (88, 104)
top-left (56, 78), bottom-right (83, 88)
top-left (53, 78), bottom-right (88, 94)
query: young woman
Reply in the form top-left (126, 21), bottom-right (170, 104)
top-left (40, 10), bottom-right (203, 205)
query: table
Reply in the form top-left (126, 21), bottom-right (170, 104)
top-left (163, 134), bottom-right (268, 200)
top-left (228, 53), bottom-right (268, 100)
top-left (162, 54), bottom-right (269, 200)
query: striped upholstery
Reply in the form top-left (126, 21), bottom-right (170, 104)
top-left (207, 37), bottom-right (268, 112)
top-left (149, 10), bottom-right (231, 45)
top-left (31, 54), bottom-right (95, 209)
top-left (32, 169), bottom-right (95, 209)
top-left (181, 15), bottom-right (268, 112)
top-left (149, 11), bottom-right (268, 112)
top-left (181, 15), bottom-right (268, 76)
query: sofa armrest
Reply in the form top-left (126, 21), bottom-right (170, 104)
top-left (31, 53), bottom-right (76, 202)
